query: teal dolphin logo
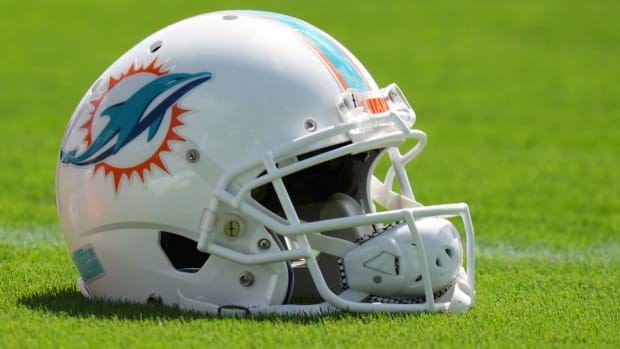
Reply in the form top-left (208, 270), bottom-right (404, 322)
top-left (61, 72), bottom-right (211, 166)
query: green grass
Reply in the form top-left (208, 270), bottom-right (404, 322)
top-left (1, 0), bottom-right (619, 348)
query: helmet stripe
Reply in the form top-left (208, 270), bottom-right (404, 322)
top-left (242, 11), bottom-right (371, 92)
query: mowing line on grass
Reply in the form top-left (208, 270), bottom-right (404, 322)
top-left (1, 226), bottom-right (617, 266)
top-left (0, 226), bottom-right (64, 247)
top-left (478, 242), bottom-right (619, 265)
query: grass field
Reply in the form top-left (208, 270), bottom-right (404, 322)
top-left (1, 0), bottom-right (619, 348)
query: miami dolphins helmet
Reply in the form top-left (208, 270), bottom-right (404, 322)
top-left (56, 10), bottom-right (475, 315)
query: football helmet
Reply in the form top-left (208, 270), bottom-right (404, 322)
top-left (56, 10), bottom-right (475, 315)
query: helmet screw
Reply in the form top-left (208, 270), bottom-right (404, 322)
top-left (146, 293), bottom-right (163, 305)
top-left (373, 275), bottom-right (382, 284)
top-left (257, 238), bottom-right (271, 250)
top-left (304, 118), bottom-right (317, 132)
top-left (186, 149), bottom-right (200, 163)
top-left (224, 220), bottom-right (241, 237)
top-left (239, 271), bottom-right (255, 287)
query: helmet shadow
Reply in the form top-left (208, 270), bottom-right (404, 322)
top-left (17, 286), bottom-right (416, 323)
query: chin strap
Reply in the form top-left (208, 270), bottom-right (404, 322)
top-left (176, 288), bottom-right (341, 316)
top-left (79, 276), bottom-right (470, 317)
top-left (176, 274), bottom-right (472, 316)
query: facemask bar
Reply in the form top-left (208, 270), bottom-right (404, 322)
top-left (339, 83), bottom-right (423, 204)
top-left (372, 134), bottom-right (428, 207)
top-left (197, 128), bottom-right (420, 264)
top-left (191, 84), bottom-right (474, 314)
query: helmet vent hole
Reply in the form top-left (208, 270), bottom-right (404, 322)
top-left (445, 248), bottom-right (453, 258)
top-left (435, 257), bottom-right (442, 267)
top-left (149, 41), bottom-right (163, 53)
top-left (159, 231), bottom-right (209, 273)
top-left (415, 275), bottom-right (423, 282)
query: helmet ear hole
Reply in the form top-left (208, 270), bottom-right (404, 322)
top-left (159, 231), bottom-right (210, 273)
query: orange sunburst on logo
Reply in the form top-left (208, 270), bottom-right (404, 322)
top-left (64, 56), bottom-right (211, 192)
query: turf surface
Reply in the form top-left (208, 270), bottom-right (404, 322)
top-left (1, 0), bottom-right (618, 348)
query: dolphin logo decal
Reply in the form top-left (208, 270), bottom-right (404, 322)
top-left (61, 72), bottom-right (211, 166)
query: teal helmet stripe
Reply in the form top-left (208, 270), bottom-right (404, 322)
top-left (243, 10), bottom-right (371, 92)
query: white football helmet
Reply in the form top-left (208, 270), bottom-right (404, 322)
top-left (56, 10), bottom-right (475, 315)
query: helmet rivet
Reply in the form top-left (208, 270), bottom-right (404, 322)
top-left (224, 220), bottom-right (241, 237)
top-left (186, 149), bottom-right (200, 163)
top-left (373, 275), bottom-right (382, 284)
top-left (257, 238), bottom-right (271, 250)
top-left (304, 118), bottom-right (317, 132)
top-left (146, 293), bottom-right (162, 304)
top-left (239, 271), bottom-right (254, 287)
